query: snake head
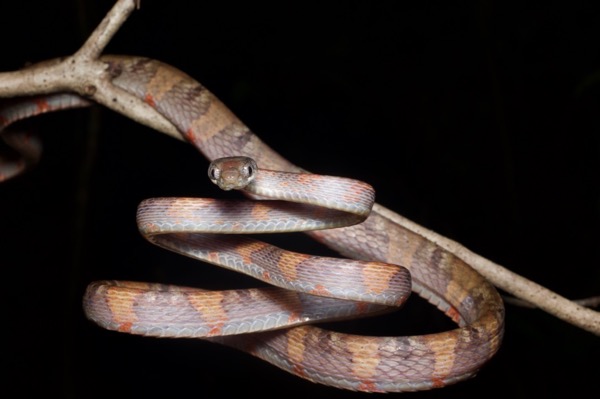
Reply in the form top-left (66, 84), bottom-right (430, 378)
top-left (208, 156), bottom-right (258, 191)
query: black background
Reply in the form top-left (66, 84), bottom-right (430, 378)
top-left (1, 1), bottom-right (599, 398)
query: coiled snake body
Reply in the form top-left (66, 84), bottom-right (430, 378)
top-left (0, 56), bottom-right (504, 392)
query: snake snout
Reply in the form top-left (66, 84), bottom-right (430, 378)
top-left (219, 170), bottom-right (244, 190)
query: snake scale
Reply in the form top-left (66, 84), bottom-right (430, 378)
top-left (0, 55), bottom-right (504, 392)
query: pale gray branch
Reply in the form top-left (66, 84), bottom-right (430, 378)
top-left (503, 295), bottom-right (600, 309)
top-left (0, 0), bottom-right (598, 336)
top-left (374, 203), bottom-right (600, 335)
top-left (74, 0), bottom-right (137, 60)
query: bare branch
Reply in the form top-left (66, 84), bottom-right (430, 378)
top-left (0, 0), bottom-right (181, 140)
top-left (0, 0), bottom-right (598, 336)
top-left (75, 0), bottom-right (138, 60)
top-left (503, 295), bottom-right (600, 309)
top-left (374, 204), bottom-right (600, 335)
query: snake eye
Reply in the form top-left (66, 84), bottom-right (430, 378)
top-left (208, 165), bottom-right (220, 182)
top-left (243, 159), bottom-right (258, 182)
top-left (245, 164), bottom-right (254, 178)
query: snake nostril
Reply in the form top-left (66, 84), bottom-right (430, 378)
top-left (223, 171), bottom-right (238, 182)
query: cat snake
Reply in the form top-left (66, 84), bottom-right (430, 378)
top-left (0, 55), bottom-right (504, 392)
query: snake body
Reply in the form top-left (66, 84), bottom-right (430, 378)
top-left (0, 56), bottom-right (504, 392)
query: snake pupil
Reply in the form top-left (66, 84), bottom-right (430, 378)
top-left (208, 165), bottom-right (219, 181)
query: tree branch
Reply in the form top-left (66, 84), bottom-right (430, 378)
top-left (0, 0), bottom-right (598, 335)
top-left (0, 0), bottom-right (181, 140)
top-left (374, 204), bottom-right (600, 335)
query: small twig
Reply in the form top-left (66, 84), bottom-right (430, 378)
top-left (74, 0), bottom-right (137, 60)
top-left (0, 0), bottom-right (598, 336)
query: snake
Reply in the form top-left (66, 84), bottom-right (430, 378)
top-left (0, 55), bottom-right (504, 392)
